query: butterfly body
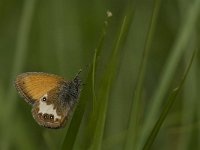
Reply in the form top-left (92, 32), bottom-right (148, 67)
top-left (15, 72), bottom-right (81, 129)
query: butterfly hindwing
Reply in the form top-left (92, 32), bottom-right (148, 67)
top-left (31, 85), bottom-right (70, 128)
top-left (15, 72), bottom-right (64, 105)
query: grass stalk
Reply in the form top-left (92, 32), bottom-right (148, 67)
top-left (137, 0), bottom-right (200, 149)
top-left (142, 49), bottom-right (197, 150)
top-left (1, 0), bottom-right (37, 149)
top-left (124, 0), bottom-right (161, 149)
top-left (89, 16), bottom-right (128, 150)
top-left (61, 11), bottom-right (111, 150)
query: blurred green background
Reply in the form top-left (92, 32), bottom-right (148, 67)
top-left (0, 0), bottom-right (199, 150)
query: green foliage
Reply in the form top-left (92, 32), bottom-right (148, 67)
top-left (0, 0), bottom-right (199, 150)
top-left (142, 49), bottom-right (197, 150)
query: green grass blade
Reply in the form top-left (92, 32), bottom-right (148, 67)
top-left (177, 50), bottom-right (198, 150)
top-left (61, 12), bottom-right (111, 150)
top-left (89, 16), bottom-right (128, 150)
top-left (176, 1), bottom-right (198, 149)
top-left (142, 49), bottom-right (197, 150)
top-left (71, 12), bottom-right (115, 150)
top-left (137, 0), bottom-right (200, 149)
top-left (92, 14), bottom-right (110, 112)
top-left (0, 85), bottom-right (4, 116)
top-left (124, 0), bottom-right (161, 149)
top-left (61, 68), bottom-right (92, 150)
top-left (1, 1), bottom-right (37, 149)
top-left (5, 0), bottom-right (37, 116)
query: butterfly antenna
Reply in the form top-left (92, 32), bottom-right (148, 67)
top-left (74, 64), bottom-right (90, 86)
top-left (72, 69), bottom-right (82, 88)
top-left (77, 69), bottom-right (82, 76)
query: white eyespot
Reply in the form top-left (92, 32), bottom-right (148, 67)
top-left (41, 93), bottom-right (48, 101)
top-left (38, 94), bottom-right (61, 120)
top-left (50, 115), bottom-right (54, 119)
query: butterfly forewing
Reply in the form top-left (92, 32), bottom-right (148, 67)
top-left (15, 72), bottom-right (64, 104)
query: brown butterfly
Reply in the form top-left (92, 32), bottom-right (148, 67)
top-left (14, 71), bottom-right (81, 129)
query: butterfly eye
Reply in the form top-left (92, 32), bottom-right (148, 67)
top-left (42, 97), bottom-right (46, 101)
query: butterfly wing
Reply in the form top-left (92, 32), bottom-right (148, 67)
top-left (15, 71), bottom-right (81, 129)
top-left (31, 84), bottom-right (71, 129)
top-left (14, 72), bottom-right (64, 105)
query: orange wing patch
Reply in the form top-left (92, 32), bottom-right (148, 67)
top-left (15, 72), bottom-right (64, 104)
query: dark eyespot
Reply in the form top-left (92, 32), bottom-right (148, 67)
top-left (42, 97), bottom-right (46, 101)
top-left (43, 114), bottom-right (48, 119)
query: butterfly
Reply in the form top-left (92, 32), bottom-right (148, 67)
top-left (14, 71), bottom-right (81, 129)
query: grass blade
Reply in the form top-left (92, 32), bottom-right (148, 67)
top-left (176, 48), bottom-right (198, 150)
top-left (124, 0), bottom-right (161, 149)
top-left (89, 15), bottom-right (128, 150)
top-left (5, 0), bottom-right (37, 116)
top-left (137, 0), bottom-right (200, 149)
top-left (92, 12), bottom-right (110, 112)
top-left (142, 49), bottom-right (197, 150)
top-left (1, 1), bottom-right (37, 149)
top-left (61, 68), bottom-right (92, 150)
top-left (61, 11), bottom-right (111, 150)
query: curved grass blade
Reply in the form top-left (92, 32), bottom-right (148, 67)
top-left (124, 0), bottom-right (161, 149)
top-left (142, 49), bottom-right (197, 150)
top-left (1, 1), bottom-right (37, 149)
top-left (89, 16), bottom-right (128, 150)
top-left (137, 0), bottom-right (200, 149)
top-left (92, 11), bottom-right (110, 112)
top-left (71, 12), bottom-right (121, 150)
top-left (61, 11), bottom-right (111, 150)
top-left (61, 68), bottom-right (92, 150)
